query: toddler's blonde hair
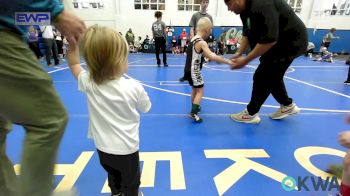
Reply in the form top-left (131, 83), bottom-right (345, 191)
top-left (81, 25), bottom-right (128, 85)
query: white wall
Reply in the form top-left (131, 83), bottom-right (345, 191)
top-left (65, 0), bottom-right (350, 39)
top-left (301, 0), bottom-right (350, 29)
top-left (64, 0), bottom-right (115, 29)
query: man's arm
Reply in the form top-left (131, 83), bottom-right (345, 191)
top-left (231, 41), bottom-right (276, 69)
top-left (245, 42), bottom-right (276, 62)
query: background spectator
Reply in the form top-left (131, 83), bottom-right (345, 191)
top-left (321, 28), bottom-right (340, 50)
top-left (126, 28), bottom-right (135, 46)
top-left (27, 26), bottom-right (43, 59)
top-left (40, 25), bottom-right (60, 66)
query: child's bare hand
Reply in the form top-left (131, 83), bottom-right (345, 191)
top-left (338, 131), bottom-right (350, 148)
top-left (227, 59), bottom-right (235, 67)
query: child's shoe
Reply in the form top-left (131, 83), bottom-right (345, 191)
top-left (189, 113), bottom-right (203, 123)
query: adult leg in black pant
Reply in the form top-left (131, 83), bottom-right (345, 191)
top-left (28, 42), bottom-right (43, 59)
top-left (160, 38), bottom-right (168, 66)
top-left (97, 150), bottom-right (141, 196)
top-left (44, 38), bottom-right (53, 66)
top-left (345, 58), bottom-right (350, 85)
top-left (51, 39), bottom-right (60, 65)
top-left (269, 58), bottom-right (294, 106)
top-left (155, 38), bottom-right (161, 66)
top-left (231, 57), bottom-right (300, 123)
top-left (44, 39), bottom-right (60, 66)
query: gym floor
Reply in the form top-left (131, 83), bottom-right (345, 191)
top-left (7, 53), bottom-right (350, 196)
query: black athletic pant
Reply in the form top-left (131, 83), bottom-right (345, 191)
top-left (43, 38), bottom-right (59, 65)
top-left (155, 37), bottom-right (167, 65)
top-left (28, 41), bottom-right (43, 59)
top-left (97, 150), bottom-right (140, 196)
top-left (247, 57), bottom-right (295, 115)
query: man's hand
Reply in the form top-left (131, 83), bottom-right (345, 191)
top-left (54, 10), bottom-right (86, 45)
top-left (230, 56), bottom-right (248, 69)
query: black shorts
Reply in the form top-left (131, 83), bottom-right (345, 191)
top-left (184, 68), bottom-right (204, 88)
top-left (321, 42), bottom-right (330, 49)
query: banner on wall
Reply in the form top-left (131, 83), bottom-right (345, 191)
top-left (72, 0), bottom-right (105, 9)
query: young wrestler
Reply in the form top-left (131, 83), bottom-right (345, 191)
top-left (183, 17), bottom-right (234, 122)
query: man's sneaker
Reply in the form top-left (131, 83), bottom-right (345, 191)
top-left (230, 109), bottom-right (261, 124)
top-left (189, 113), bottom-right (203, 123)
top-left (164, 63), bottom-right (168, 67)
top-left (344, 80), bottom-right (350, 85)
top-left (269, 103), bottom-right (300, 120)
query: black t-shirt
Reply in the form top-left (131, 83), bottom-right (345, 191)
top-left (240, 0), bottom-right (307, 59)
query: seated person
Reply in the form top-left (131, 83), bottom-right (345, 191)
top-left (313, 47), bottom-right (333, 62)
top-left (134, 36), bottom-right (142, 52)
top-left (305, 42), bottom-right (315, 58)
top-left (143, 35), bottom-right (150, 45)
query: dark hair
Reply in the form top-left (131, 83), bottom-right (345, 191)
top-left (155, 11), bottom-right (162, 18)
top-left (330, 28), bottom-right (336, 32)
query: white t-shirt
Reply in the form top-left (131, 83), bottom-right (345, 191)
top-left (40, 25), bottom-right (54, 39)
top-left (78, 71), bottom-right (151, 155)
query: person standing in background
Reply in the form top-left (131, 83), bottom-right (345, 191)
top-left (189, 0), bottom-right (213, 39)
top-left (27, 26), bottom-right (43, 59)
top-left (40, 25), bottom-right (60, 66)
top-left (344, 56), bottom-right (350, 85)
top-left (179, 28), bottom-right (189, 54)
top-left (321, 28), bottom-right (340, 50)
top-left (126, 28), bottom-right (135, 46)
top-left (0, 0), bottom-right (86, 195)
top-left (54, 29), bottom-right (64, 58)
top-left (152, 11), bottom-right (168, 67)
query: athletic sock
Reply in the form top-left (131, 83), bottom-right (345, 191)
top-left (191, 103), bottom-right (200, 114)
